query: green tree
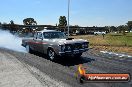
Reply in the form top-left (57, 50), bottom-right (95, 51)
top-left (127, 21), bottom-right (132, 31)
top-left (23, 18), bottom-right (37, 25)
top-left (104, 26), bottom-right (110, 32)
top-left (6, 20), bottom-right (18, 32)
top-left (23, 18), bottom-right (37, 32)
top-left (117, 25), bottom-right (128, 35)
top-left (10, 20), bottom-right (14, 25)
top-left (109, 26), bottom-right (117, 32)
top-left (58, 16), bottom-right (67, 27)
top-left (9, 20), bottom-right (15, 32)
top-left (58, 16), bottom-right (67, 32)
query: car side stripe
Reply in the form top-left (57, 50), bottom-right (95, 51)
top-left (28, 41), bottom-right (47, 45)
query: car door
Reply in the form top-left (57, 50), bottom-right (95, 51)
top-left (28, 32), bottom-right (37, 51)
top-left (35, 32), bottom-right (43, 53)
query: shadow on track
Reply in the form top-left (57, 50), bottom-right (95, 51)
top-left (54, 57), bottom-right (95, 66)
top-left (31, 52), bottom-right (95, 66)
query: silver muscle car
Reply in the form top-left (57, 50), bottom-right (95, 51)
top-left (22, 29), bottom-right (89, 60)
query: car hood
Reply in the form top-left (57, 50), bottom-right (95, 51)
top-left (51, 38), bottom-right (88, 45)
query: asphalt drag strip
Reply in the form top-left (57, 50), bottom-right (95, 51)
top-left (0, 49), bottom-right (71, 87)
top-left (0, 48), bottom-right (132, 87)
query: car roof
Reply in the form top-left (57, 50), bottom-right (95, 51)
top-left (38, 29), bottom-right (61, 33)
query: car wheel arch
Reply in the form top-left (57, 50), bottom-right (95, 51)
top-left (25, 41), bottom-right (30, 47)
top-left (47, 46), bottom-right (53, 49)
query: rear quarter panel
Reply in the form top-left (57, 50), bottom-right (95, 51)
top-left (22, 38), bottom-right (35, 50)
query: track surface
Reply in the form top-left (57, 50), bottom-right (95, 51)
top-left (0, 48), bottom-right (132, 87)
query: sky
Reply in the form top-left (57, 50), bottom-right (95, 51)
top-left (0, 0), bottom-right (132, 27)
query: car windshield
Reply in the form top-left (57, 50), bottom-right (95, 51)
top-left (43, 32), bottom-right (67, 39)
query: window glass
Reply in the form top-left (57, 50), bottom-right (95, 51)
top-left (43, 32), bottom-right (67, 39)
top-left (34, 33), bottom-right (37, 39)
top-left (37, 33), bottom-right (43, 39)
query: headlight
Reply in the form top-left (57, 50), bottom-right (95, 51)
top-left (61, 45), bottom-right (65, 52)
top-left (82, 44), bottom-right (85, 48)
top-left (60, 45), bottom-right (71, 52)
top-left (84, 42), bottom-right (88, 48)
top-left (66, 45), bottom-right (71, 51)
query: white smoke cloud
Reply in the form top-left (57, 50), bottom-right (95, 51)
top-left (0, 29), bottom-right (27, 53)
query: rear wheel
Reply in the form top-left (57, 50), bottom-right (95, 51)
top-left (47, 49), bottom-right (56, 61)
top-left (26, 45), bottom-right (32, 53)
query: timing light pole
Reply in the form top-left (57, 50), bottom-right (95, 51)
top-left (67, 0), bottom-right (70, 37)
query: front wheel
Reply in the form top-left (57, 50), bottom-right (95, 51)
top-left (47, 49), bottom-right (56, 61)
top-left (95, 33), bottom-right (98, 35)
top-left (74, 53), bottom-right (82, 59)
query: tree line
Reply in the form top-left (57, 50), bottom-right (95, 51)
top-left (0, 16), bottom-right (132, 35)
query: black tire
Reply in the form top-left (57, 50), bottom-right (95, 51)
top-left (74, 53), bottom-right (82, 59)
top-left (26, 45), bottom-right (33, 53)
top-left (102, 33), bottom-right (105, 35)
top-left (47, 48), bottom-right (56, 61)
top-left (95, 33), bottom-right (98, 35)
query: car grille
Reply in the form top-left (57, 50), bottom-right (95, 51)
top-left (73, 43), bottom-right (82, 50)
top-left (65, 42), bottom-right (88, 51)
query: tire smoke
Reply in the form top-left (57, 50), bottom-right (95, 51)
top-left (0, 29), bottom-right (26, 52)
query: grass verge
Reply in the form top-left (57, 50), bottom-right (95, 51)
top-left (71, 33), bottom-right (132, 54)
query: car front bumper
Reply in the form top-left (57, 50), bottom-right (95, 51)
top-left (58, 48), bottom-right (89, 56)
